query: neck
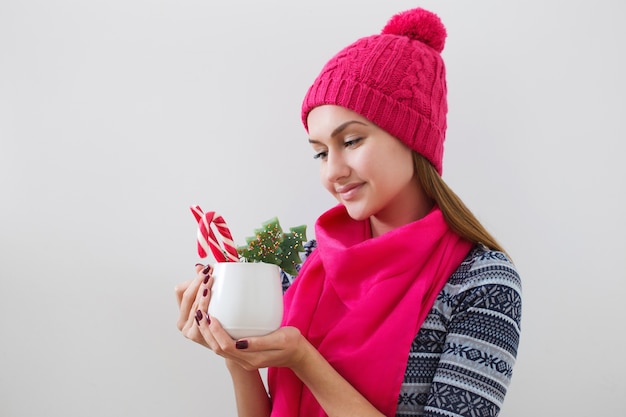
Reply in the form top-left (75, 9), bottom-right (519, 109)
top-left (369, 185), bottom-right (434, 237)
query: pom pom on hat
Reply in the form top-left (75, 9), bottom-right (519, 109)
top-left (381, 7), bottom-right (446, 53)
top-left (302, 7), bottom-right (449, 174)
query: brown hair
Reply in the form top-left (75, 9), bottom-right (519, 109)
top-left (413, 152), bottom-right (508, 256)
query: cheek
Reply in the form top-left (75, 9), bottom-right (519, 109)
top-left (375, 148), bottom-right (414, 185)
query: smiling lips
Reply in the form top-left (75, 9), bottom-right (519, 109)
top-left (335, 182), bottom-right (363, 200)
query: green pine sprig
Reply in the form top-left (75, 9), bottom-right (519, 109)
top-left (237, 217), bottom-right (307, 276)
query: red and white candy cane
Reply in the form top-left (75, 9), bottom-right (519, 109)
top-left (190, 205), bottom-right (239, 263)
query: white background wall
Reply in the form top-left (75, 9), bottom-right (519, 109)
top-left (1, 0), bottom-right (624, 416)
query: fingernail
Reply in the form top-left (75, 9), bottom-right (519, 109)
top-left (195, 263), bottom-right (203, 267)
top-left (205, 314), bottom-right (211, 325)
top-left (195, 315), bottom-right (200, 325)
top-left (235, 340), bottom-right (248, 350)
top-left (203, 275), bottom-right (210, 284)
top-left (202, 265), bottom-right (211, 275)
top-left (195, 310), bottom-right (203, 322)
top-left (202, 288), bottom-right (208, 297)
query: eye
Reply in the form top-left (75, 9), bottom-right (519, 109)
top-left (313, 150), bottom-right (328, 160)
top-left (343, 137), bottom-right (363, 148)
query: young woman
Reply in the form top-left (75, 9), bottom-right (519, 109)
top-left (175, 7), bottom-right (522, 417)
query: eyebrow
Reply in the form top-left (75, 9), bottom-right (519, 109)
top-left (308, 120), bottom-right (368, 144)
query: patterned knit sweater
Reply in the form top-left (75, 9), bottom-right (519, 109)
top-left (281, 242), bottom-right (522, 417)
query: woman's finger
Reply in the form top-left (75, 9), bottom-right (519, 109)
top-left (231, 327), bottom-right (305, 370)
top-left (174, 279), bottom-right (193, 308)
top-left (181, 282), bottom-right (210, 347)
top-left (176, 264), bottom-right (211, 330)
top-left (181, 311), bottom-right (210, 349)
top-left (187, 266), bottom-right (213, 330)
top-left (194, 275), bottom-right (221, 348)
top-left (199, 316), bottom-right (264, 370)
top-left (194, 274), bottom-right (213, 327)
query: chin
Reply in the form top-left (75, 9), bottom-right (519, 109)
top-left (343, 204), bottom-right (372, 222)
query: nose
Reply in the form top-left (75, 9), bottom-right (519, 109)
top-left (323, 150), bottom-right (350, 183)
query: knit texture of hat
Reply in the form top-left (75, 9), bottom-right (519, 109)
top-left (302, 8), bottom-right (448, 174)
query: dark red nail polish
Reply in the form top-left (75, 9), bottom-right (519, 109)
top-left (195, 315), bottom-right (200, 325)
top-left (235, 340), bottom-right (248, 350)
top-left (203, 275), bottom-right (210, 284)
top-left (202, 288), bottom-right (208, 297)
top-left (195, 263), bottom-right (203, 267)
top-left (195, 310), bottom-right (203, 322)
top-left (202, 265), bottom-right (211, 275)
top-left (205, 314), bottom-right (211, 325)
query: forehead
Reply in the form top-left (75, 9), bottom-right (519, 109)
top-left (307, 105), bottom-right (370, 138)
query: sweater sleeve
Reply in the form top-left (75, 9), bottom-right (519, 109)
top-left (423, 250), bottom-right (522, 417)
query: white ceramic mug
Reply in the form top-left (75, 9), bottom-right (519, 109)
top-left (208, 262), bottom-right (284, 339)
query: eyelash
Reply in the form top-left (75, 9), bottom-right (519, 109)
top-left (313, 138), bottom-right (363, 160)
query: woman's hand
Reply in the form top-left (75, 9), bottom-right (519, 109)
top-left (175, 264), bottom-right (308, 371)
top-left (176, 264), bottom-right (275, 416)
top-left (195, 288), bottom-right (308, 371)
top-left (175, 265), bottom-right (383, 417)
top-left (175, 264), bottom-right (214, 349)
top-left (201, 320), bottom-right (308, 372)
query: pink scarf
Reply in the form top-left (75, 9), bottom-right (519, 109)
top-left (267, 204), bottom-right (472, 417)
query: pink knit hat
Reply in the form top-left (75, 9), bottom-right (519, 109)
top-left (302, 8), bottom-right (448, 174)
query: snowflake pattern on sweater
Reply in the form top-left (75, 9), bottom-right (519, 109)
top-left (281, 242), bottom-right (522, 417)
